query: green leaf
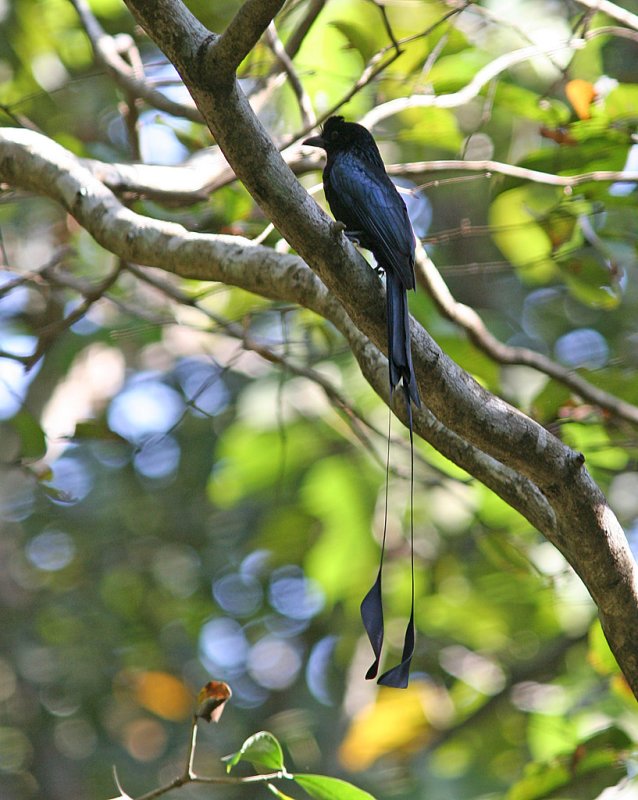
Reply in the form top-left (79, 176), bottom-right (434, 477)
top-left (508, 726), bottom-right (631, 800)
top-left (223, 731), bottom-right (285, 773)
top-left (489, 185), bottom-right (558, 283)
top-left (507, 760), bottom-right (570, 800)
top-left (588, 622), bottom-right (620, 677)
top-left (72, 419), bottom-right (128, 444)
top-left (11, 411), bottom-right (46, 461)
top-left (293, 774), bottom-right (376, 800)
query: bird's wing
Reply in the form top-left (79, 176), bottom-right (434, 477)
top-left (327, 155), bottom-right (415, 289)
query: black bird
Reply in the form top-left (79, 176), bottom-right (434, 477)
top-left (304, 116), bottom-right (420, 688)
top-left (303, 116), bottom-right (421, 410)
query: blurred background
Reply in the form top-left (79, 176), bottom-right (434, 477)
top-left (1, 0), bottom-right (638, 798)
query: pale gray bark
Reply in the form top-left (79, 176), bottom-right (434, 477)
top-left (2, 0), bottom-right (637, 698)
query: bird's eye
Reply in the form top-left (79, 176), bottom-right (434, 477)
top-left (330, 130), bottom-right (339, 141)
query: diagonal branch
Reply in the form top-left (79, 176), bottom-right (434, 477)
top-left (390, 159), bottom-right (638, 189)
top-left (265, 21), bottom-right (316, 128)
top-left (0, 126), bottom-right (551, 531)
top-left (69, 0), bottom-right (203, 123)
top-left (3, 0), bottom-right (638, 699)
top-left (283, 0), bottom-right (326, 60)
top-left (573, 0), bottom-right (638, 30)
top-left (360, 38), bottom-right (587, 128)
top-left (205, 0), bottom-right (287, 79)
top-left (415, 244), bottom-right (638, 427)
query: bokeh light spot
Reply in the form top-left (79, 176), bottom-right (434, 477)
top-left (213, 573), bottom-right (263, 617)
top-left (247, 635), bottom-right (301, 690)
top-left (26, 530), bottom-right (75, 572)
top-left (268, 566), bottom-right (324, 621)
top-left (108, 378), bottom-right (184, 443)
top-left (199, 618), bottom-right (248, 673)
top-left (554, 328), bottom-right (609, 369)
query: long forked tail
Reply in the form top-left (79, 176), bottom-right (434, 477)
top-left (361, 271), bottom-right (419, 687)
top-left (385, 269), bottom-right (421, 408)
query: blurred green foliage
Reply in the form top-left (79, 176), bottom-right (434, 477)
top-left (1, 1), bottom-right (638, 800)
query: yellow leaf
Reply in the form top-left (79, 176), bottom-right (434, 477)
top-left (131, 671), bottom-right (193, 722)
top-left (565, 79), bottom-right (596, 120)
top-left (338, 680), bottom-right (450, 771)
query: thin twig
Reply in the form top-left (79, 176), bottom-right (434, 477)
top-left (70, 0), bottom-right (202, 123)
top-left (265, 21), bottom-right (315, 127)
top-left (24, 260), bottom-right (124, 369)
top-left (365, 0), bottom-right (401, 54)
top-left (361, 37), bottom-right (587, 128)
top-left (123, 262), bottom-right (443, 480)
top-left (572, 0), bottom-right (638, 30)
top-left (388, 159), bottom-right (638, 189)
top-left (283, 0), bottom-right (326, 59)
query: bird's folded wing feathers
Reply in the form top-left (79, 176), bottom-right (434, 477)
top-left (328, 158), bottom-right (415, 290)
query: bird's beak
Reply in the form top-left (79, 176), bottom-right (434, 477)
top-left (303, 134), bottom-right (326, 149)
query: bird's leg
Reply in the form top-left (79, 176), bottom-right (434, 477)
top-left (331, 221), bottom-right (365, 249)
top-left (330, 220), bottom-right (346, 237)
top-left (344, 229), bottom-right (364, 247)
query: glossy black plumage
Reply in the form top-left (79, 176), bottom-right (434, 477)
top-left (304, 116), bottom-right (420, 408)
top-left (305, 116), bottom-right (419, 688)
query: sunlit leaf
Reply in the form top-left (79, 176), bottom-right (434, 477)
top-left (566, 79), bottom-right (596, 120)
top-left (224, 731), bottom-right (286, 773)
top-left (489, 186), bottom-right (558, 283)
top-left (293, 774), bottom-right (376, 800)
top-left (127, 670), bottom-right (193, 722)
top-left (338, 681), bottom-right (439, 771)
top-left (11, 410), bottom-right (46, 460)
top-left (508, 727), bottom-right (631, 800)
top-left (588, 621), bottom-right (619, 677)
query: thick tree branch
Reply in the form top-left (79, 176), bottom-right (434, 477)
top-left (208, 0), bottom-right (286, 78)
top-left (3, 0), bottom-right (638, 698)
top-left (79, 148), bottom-right (638, 207)
top-left (0, 126), bottom-right (553, 536)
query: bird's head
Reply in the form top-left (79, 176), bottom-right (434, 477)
top-left (303, 116), bottom-right (376, 155)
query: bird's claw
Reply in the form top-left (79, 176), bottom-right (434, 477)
top-left (344, 230), bottom-right (363, 246)
top-left (331, 220), bottom-right (347, 240)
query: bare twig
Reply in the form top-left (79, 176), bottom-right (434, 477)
top-left (389, 159), bottom-right (638, 189)
top-left (361, 37), bottom-right (587, 128)
top-left (572, 0), bottom-right (638, 30)
top-left (124, 262), bottom-right (441, 480)
top-left (283, 0), bottom-right (326, 60)
top-left (24, 261), bottom-right (124, 369)
top-left (265, 21), bottom-right (315, 127)
top-left (364, 0), bottom-right (401, 54)
top-left (298, 4), bottom-right (468, 144)
top-left (132, 715), bottom-right (288, 800)
top-left (69, 0), bottom-right (203, 123)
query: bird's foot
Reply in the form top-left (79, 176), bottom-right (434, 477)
top-left (330, 220), bottom-right (347, 240)
top-left (344, 229), bottom-right (363, 246)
